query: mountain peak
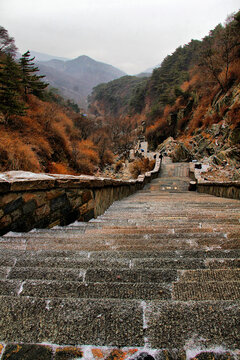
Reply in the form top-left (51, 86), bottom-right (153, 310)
top-left (37, 53), bottom-right (126, 109)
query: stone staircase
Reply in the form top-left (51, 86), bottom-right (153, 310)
top-left (0, 159), bottom-right (239, 359)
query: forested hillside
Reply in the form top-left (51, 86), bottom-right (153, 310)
top-left (89, 11), bottom-right (240, 176)
top-left (0, 27), bottom-right (116, 175)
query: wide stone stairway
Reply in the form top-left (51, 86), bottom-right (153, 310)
top-left (0, 160), bottom-right (239, 359)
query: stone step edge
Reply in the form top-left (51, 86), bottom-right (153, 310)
top-left (1, 279), bottom-right (240, 301)
top-left (1, 250), bottom-right (240, 260)
top-left (0, 342), bottom-right (238, 360)
top-left (2, 278), bottom-right (240, 287)
top-left (0, 294), bottom-right (239, 304)
top-left (4, 262), bottom-right (240, 271)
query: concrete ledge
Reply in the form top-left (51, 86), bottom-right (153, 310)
top-left (0, 158), bottom-right (161, 235)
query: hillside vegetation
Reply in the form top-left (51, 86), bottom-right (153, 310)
top-left (0, 28), bottom-right (116, 175)
top-left (89, 11), bottom-right (240, 175)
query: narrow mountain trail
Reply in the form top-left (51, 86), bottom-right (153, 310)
top-left (0, 158), bottom-right (239, 359)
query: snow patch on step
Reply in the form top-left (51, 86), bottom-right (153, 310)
top-left (141, 301), bottom-right (148, 330)
top-left (3, 231), bottom-right (24, 237)
top-left (45, 300), bottom-right (51, 311)
top-left (17, 281), bottom-right (25, 295)
top-left (184, 335), bottom-right (239, 359)
top-left (79, 269), bottom-right (87, 282)
top-left (141, 300), bottom-right (153, 349)
top-left (185, 346), bottom-right (239, 360)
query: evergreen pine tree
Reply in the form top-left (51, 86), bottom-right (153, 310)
top-left (19, 51), bottom-right (48, 99)
top-left (0, 54), bottom-right (26, 120)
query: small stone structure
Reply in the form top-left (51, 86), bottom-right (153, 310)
top-left (0, 158), bottom-right (161, 235)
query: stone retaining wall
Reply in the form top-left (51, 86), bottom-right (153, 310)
top-left (197, 181), bottom-right (240, 200)
top-left (0, 159), bottom-right (161, 235)
top-left (189, 162), bottom-right (240, 200)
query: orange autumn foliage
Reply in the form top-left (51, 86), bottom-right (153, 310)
top-left (48, 162), bottom-right (73, 175)
top-left (0, 129), bottom-right (41, 172)
top-left (0, 95), bottom-right (107, 175)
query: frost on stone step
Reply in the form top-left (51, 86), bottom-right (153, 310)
top-left (45, 299), bottom-right (51, 311)
top-left (79, 269), bottom-right (87, 282)
top-left (17, 281), bottom-right (25, 295)
top-left (185, 345), bottom-right (238, 360)
top-left (3, 231), bottom-right (24, 237)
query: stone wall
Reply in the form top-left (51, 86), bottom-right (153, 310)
top-left (0, 159), bottom-right (161, 235)
top-left (189, 162), bottom-right (240, 200)
top-left (197, 181), bottom-right (240, 200)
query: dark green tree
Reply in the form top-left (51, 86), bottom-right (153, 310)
top-left (0, 54), bottom-right (26, 120)
top-left (19, 51), bottom-right (48, 99)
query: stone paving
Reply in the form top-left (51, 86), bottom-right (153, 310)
top-left (0, 159), bottom-right (239, 359)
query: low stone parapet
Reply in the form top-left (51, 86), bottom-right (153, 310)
top-left (0, 159), bottom-right (161, 235)
top-left (189, 162), bottom-right (240, 200)
top-left (197, 180), bottom-right (240, 200)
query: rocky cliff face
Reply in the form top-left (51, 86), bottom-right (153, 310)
top-left (156, 83), bottom-right (240, 181)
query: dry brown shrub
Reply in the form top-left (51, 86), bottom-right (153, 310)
top-left (227, 101), bottom-right (240, 126)
top-left (73, 139), bottom-right (100, 174)
top-left (102, 149), bottom-right (114, 165)
top-left (146, 118), bottom-right (168, 139)
top-left (77, 140), bottom-right (100, 164)
top-left (177, 116), bottom-right (189, 132)
top-left (129, 158), bottom-right (155, 179)
top-left (75, 157), bottom-right (96, 175)
top-left (187, 98), bottom-right (211, 134)
top-left (115, 160), bottom-right (124, 172)
top-left (0, 130), bottom-right (41, 172)
top-left (48, 162), bottom-right (73, 175)
top-left (228, 61), bottom-right (240, 82)
top-left (50, 121), bottom-right (72, 156)
top-left (163, 105), bottom-right (172, 118)
top-left (204, 113), bottom-right (221, 127)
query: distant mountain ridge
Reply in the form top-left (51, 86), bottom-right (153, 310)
top-left (29, 50), bottom-right (69, 62)
top-left (35, 53), bottom-right (126, 108)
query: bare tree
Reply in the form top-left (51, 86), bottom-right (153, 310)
top-left (199, 11), bottom-right (240, 92)
top-left (0, 26), bottom-right (17, 56)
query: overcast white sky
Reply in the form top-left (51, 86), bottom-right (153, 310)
top-left (0, 0), bottom-right (239, 74)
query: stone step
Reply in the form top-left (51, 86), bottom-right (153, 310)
top-left (0, 279), bottom-right (171, 300)
top-left (146, 300), bottom-right (239, 349)
top-left (173, 281), bottom-right (240, 300)
top-left (12, 238), bottom-right (233, 252)
top-left (83, 232), bottom-right (228, 240)
top-left (0, 296), bottom-right (238, 348)
top-left (177, 269), bottom-right (240, 282)
top-left (13, 257), bottom-right (205, 270)
top-left (8, 267), bottom-right (178, 283)
top-left (14, 257), bottom-right (131, 270)
top-left (0, 249), bottom-right (239, 260)
top-left (2, 229), bottom-right (228, 239)
top-left (132, 258), bottom-right (240, 269)
top-left (8, 266), bottom-right (85, 282)
top-left (1, 241), bottom-right (238, 252)
top-left (0, 296), bottom-right (144, 347)
top-left (2, 278), bottom-right (239, 301)
top-left (10, 256), bottom-right (240, 270)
